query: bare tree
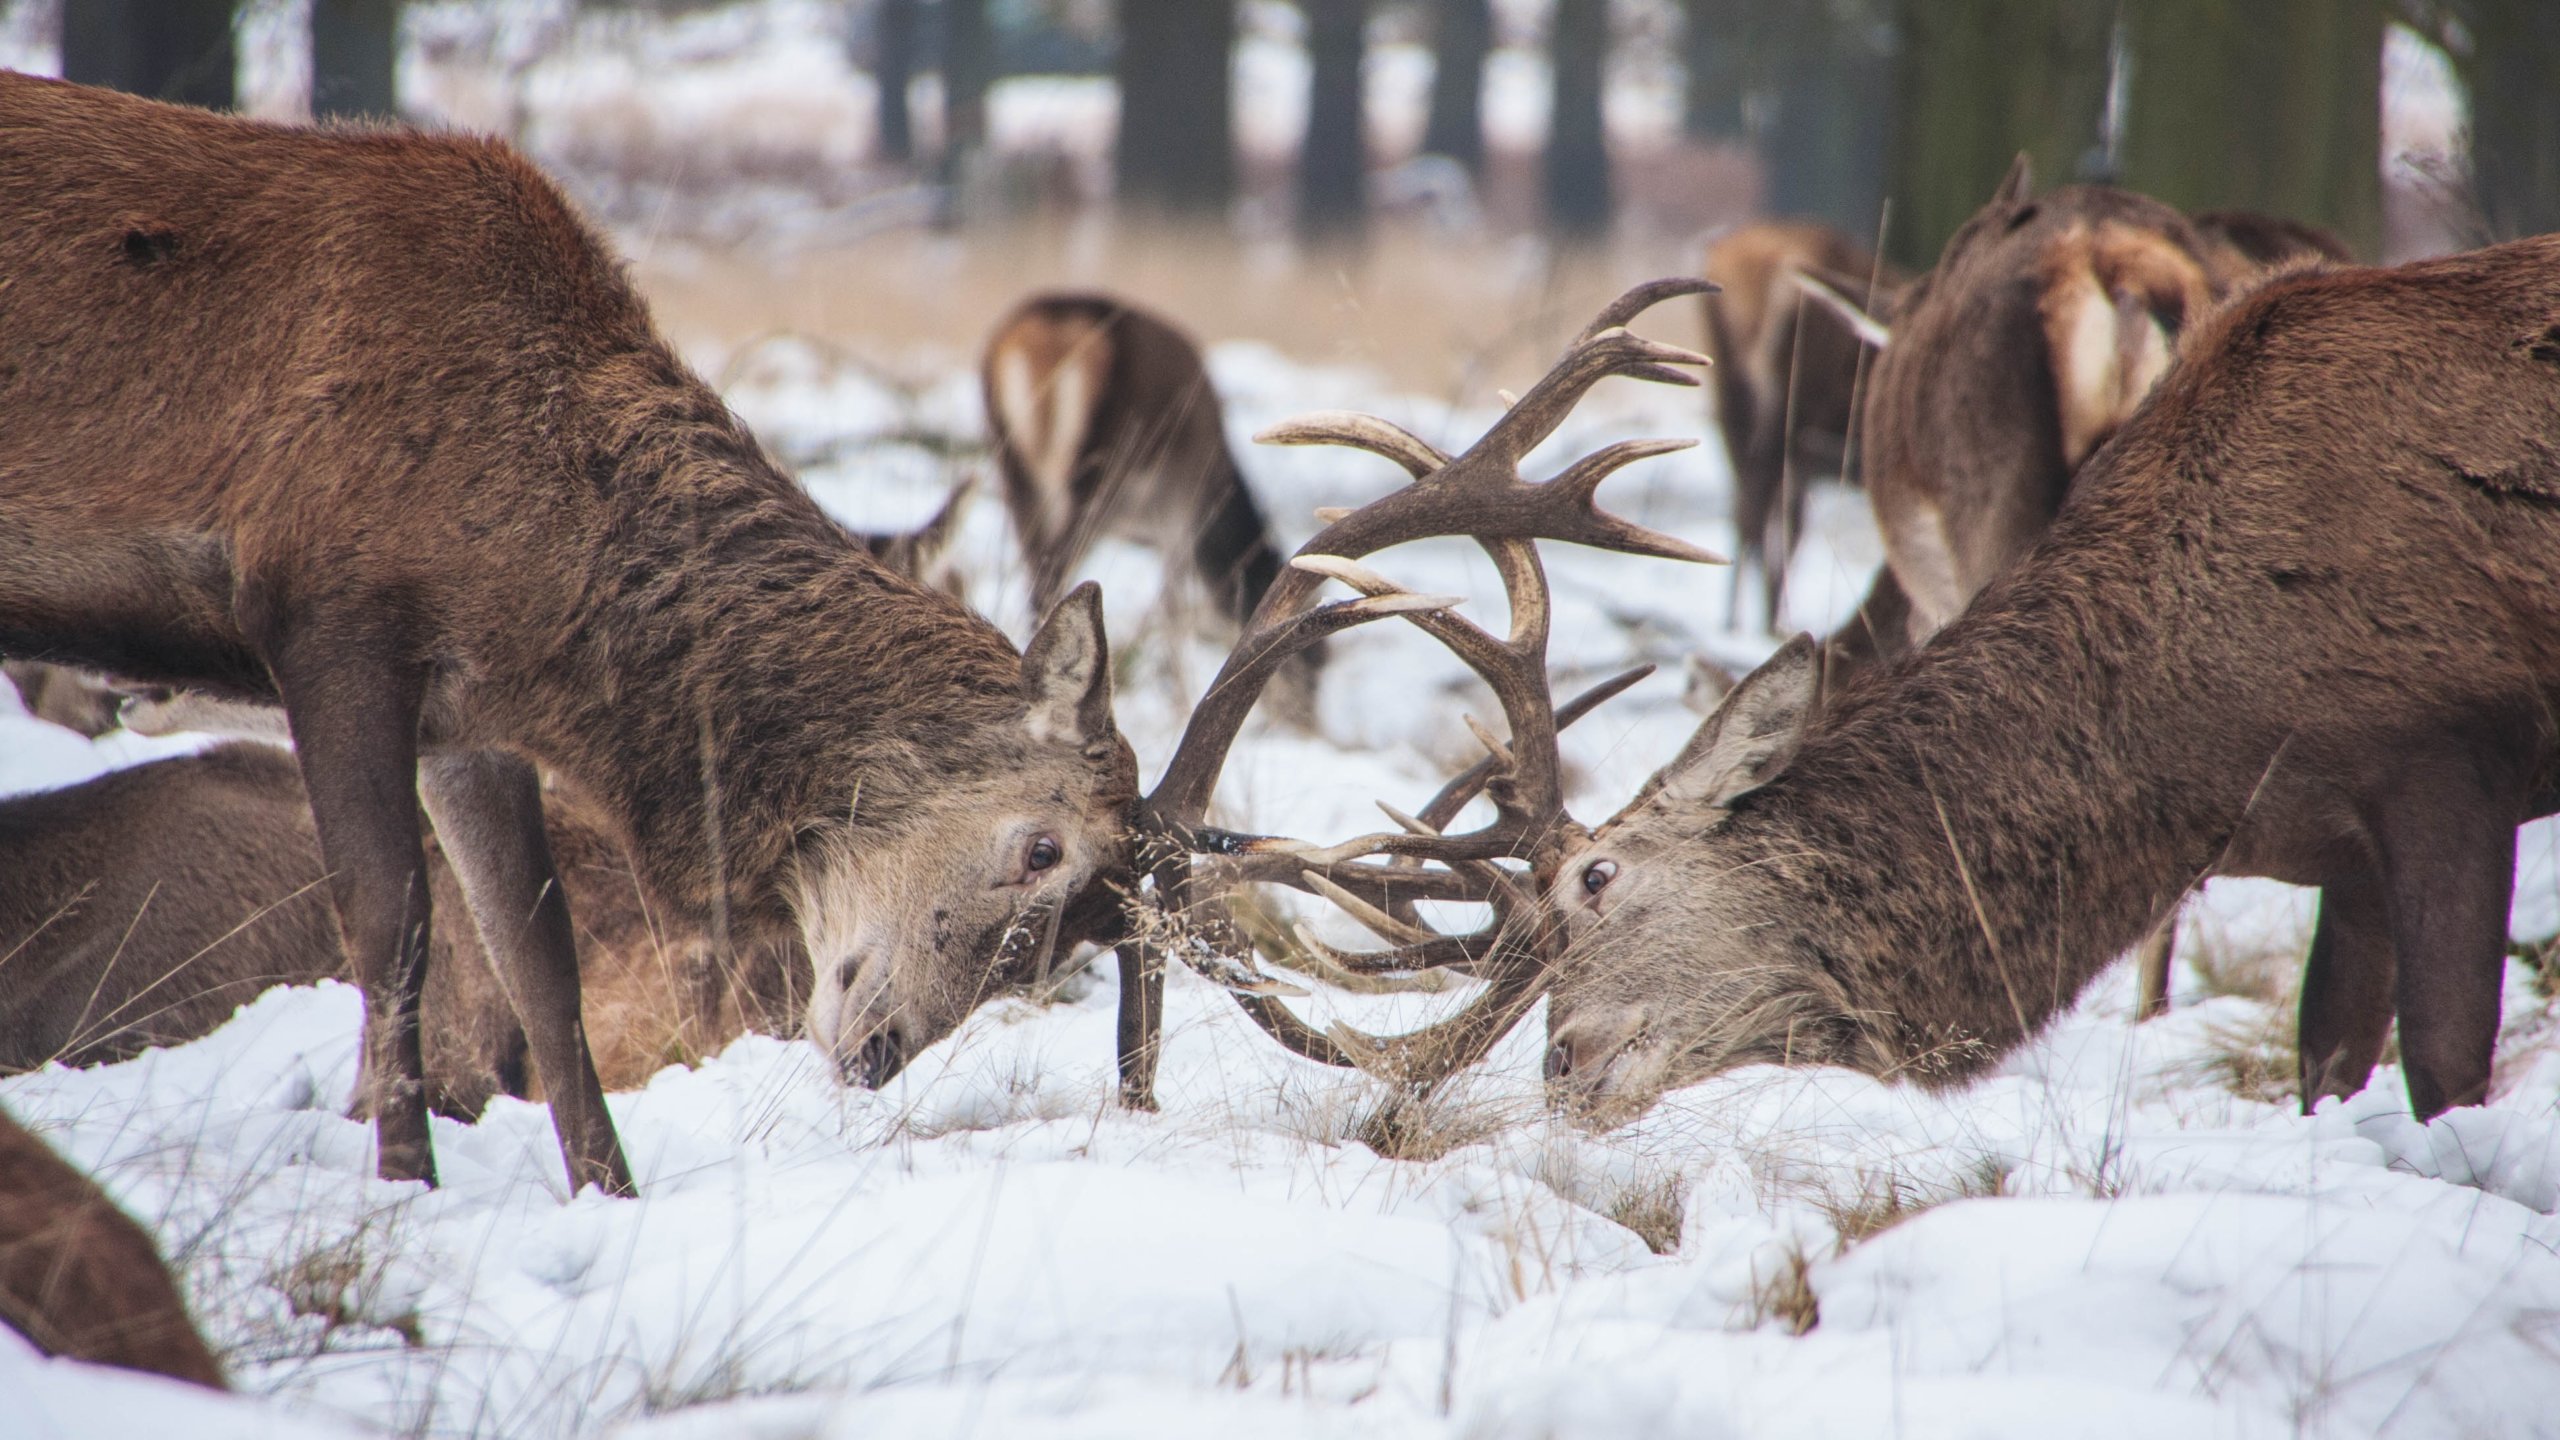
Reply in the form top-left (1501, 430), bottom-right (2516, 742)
top-left (2431, 0), bottom-right (2560, 241)
top-left (1423, 0), bottom-right (1490, 171)
top-left (311, 0), bottom-right (398, 119)
top-left (1117, 0), bottom-right (1238, 218)
top-left (1300, 0), bottom-right (1369, 242)
top-left (62, 0), bottom-right (236, 109)
top-left (2117, 0), bottom-right (2383, 259)
top-left (938, 0), bottom-right (992, 223)
top-left (874, 0), bottom-right (920, 164)
top-left (1546, 0), bottom-right (1610, 237)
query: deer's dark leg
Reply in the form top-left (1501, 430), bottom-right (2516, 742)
top-left (2381, 788), bottom-right (2515, 1120)
top-left (420, 749), bottom-right (634, 1197)
top-left (2296, 869), bottom-right (2396, 1109)
top-left (1114, 942), bottom-right (1162, 1111)
top-left (267, 630), bottom-right (436, 1186)
top-left (2132, 907), bottom-right (2178, 1022)
top-left (1191, 470), bottom-right (1282, 631)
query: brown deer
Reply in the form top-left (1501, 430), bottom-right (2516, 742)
top-left (0, 1103), bottom-right (225, 1388)
top-left (0, 74), bottom-right (1135, 1195)
top-left (1856, 161), bottom-right (2352, 656)
top-left (1538, 234), bottom-right (2560, 1128)
top-left (983, 293), bottom-right (1286, 630)
top-left (1700, 221), bottom-right (1902, 627)
top-left (0, 727), bottom-right (801, 1116)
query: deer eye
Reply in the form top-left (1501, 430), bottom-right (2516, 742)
top-left (1026, 836), bottom-right (1062, 874)
top-left (1580, 860), bottom-right (1618, 897)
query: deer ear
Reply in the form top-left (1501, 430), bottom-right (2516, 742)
top-left (1656, 634), bottom-right (1820, 809)
top-left (1022, 580), bottom-right (1114, 747)
top-left (1992, 152), bottom-right (2035, 208)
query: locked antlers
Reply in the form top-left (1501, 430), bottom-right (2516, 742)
top-left (1113, 279), bottom-right (1722, 1100)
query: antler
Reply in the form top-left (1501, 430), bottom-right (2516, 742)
top-left (1112, 279), bottom-right (1721, 1103)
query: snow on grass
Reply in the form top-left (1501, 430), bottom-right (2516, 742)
top-left (8, 342), bottom-right (2560, 1438)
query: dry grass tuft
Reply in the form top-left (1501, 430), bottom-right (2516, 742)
top-left (272, 1234), bottom-right (424, 1350)
top-left (1817, 1157), bottom-right (2012, 1250)
top-left (1744, 1246), bottom-right (1820, 1336)
top-left (1351, 1086), bottom-right (1516, 1163)
top-left (1602, 1171), bottom-right (1689, 1255)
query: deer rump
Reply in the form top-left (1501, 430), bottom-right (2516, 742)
top-left (984, 293), bottom-right (1284, 627)
top-left (1851, 164), bottom-right (2351, 664)
top-left (0, 741), bottom-right (799, 1114)
top-left (1544, 234), bottom-right (2560, 1128)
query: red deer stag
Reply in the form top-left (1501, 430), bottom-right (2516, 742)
top-left (0, 74), bottom-right (1134, 1195)
top-left (983, 293), bottom-right (1287, 631)
top-left (1539, 235), bottom-right (2560, 1128)
top-left (1700, 221), bottom-right (1902, 628)
top-left (0, 1103), bottom-right (225, 1388)
top-left (1094, 282), bottom-right (1723, 1103)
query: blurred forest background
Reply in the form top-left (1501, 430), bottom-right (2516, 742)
top-left (5, 1), bottom-right (2551, 388)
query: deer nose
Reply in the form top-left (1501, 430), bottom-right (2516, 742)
top-left (847, 1022), bottom-right (912, 1089)
top-left (1543, 1038), bottom-right (1576, 1081)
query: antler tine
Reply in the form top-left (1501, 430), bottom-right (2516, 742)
top-left (1255, 412), bottom-right (1450, 480)
top-left (1574, 276), bottom-right (1722, 345)
top-left (1322, 948), bottom-right (1552, 1085)
top-left (1410, 664), bottom-right (1653, 830)
top-left (1469, 293), bottom-right (1716, 470)
top-left (1294, 924), bottom-right (1500, 976)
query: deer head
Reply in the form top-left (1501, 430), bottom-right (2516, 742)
top-left (793, 581), bottom-right (1139, 1086)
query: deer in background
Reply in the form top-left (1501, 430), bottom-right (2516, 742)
top-left (0, 731), bottom-right (799, 1115)
top-left (0, 74), bottom-right (1135, 1195)
top-left (984, 292), bottom-right (1288, 632)
top-left (0, 1104), bottom-right (226, 1388)
top-left (1700, 221), bottom-right (1904, 628)
top-left (1540, 235), bottom-right (2560, 1129)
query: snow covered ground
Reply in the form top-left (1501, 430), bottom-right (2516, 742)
top-left (10, 334), bottom-right (2560, 1440)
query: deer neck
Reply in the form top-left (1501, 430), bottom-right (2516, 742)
top-left (1742, 594), bottom-right (2267, 1082)
top-left (520, 388), bottom-right (1025, 941)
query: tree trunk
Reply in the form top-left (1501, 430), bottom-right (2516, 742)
top-left (1885, 0), bottom-right (2113, 269)
top-left (2448, 1), bottom-right (2560, 242)
top-left (1680, 0), bottom-right (1745, 141)
top-left (1762, 1), bottom-right (1893, 234)
top-left (1422, 0), bottom-right (1490, 172)
top-left (1116, 0), bottom-right (1238, 219)
top-left (1300, 0), bottom-right (1369, 242)
top-left (1545, 0), bottom-right (1611, 239)
top-left (874, 0), bottom-right (920, 165)
top-left (62, 0), bottom-right (237, 109)
top-left (938, 0), bottom-right (994, 224)
top-left (2117, 0), bottom-right (2382, 258)
top-left (311, 0), bottom-right (399, 119)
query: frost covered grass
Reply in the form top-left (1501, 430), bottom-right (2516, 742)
top-left (9, 328), bottom-right (2560, 1440)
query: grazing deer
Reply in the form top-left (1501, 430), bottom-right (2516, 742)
top-left (0, 730), bottom-right (800, 1116)
top-left (0, 1103), bottom-right (225, 1388)
top-left (0, 75), bottom-right (1135, 1195)
top-left (983, 293), bottom-right (1286, 630)
top-left (1539, 235), bottom-right (2560, 1128)
top-left (1700, 221), bottom-right (1902, 627)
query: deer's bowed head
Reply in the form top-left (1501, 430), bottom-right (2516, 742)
top-left (794, 582), bottom-right (1139, 1087)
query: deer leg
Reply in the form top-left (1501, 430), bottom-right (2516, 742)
top-left (2381, 795), bottom-right (2515, 1120)
top-left (267, 636), bottom-right (437, 1186)
top-left (419, 749), bottom-right (635, 1197)
top-left (2132, 907), bottom-right (2178, 1021)
top-left (2295, 869), bottom-right (2395, 1109)
top-left (1114, 942), bottom-right (1162, 1111)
